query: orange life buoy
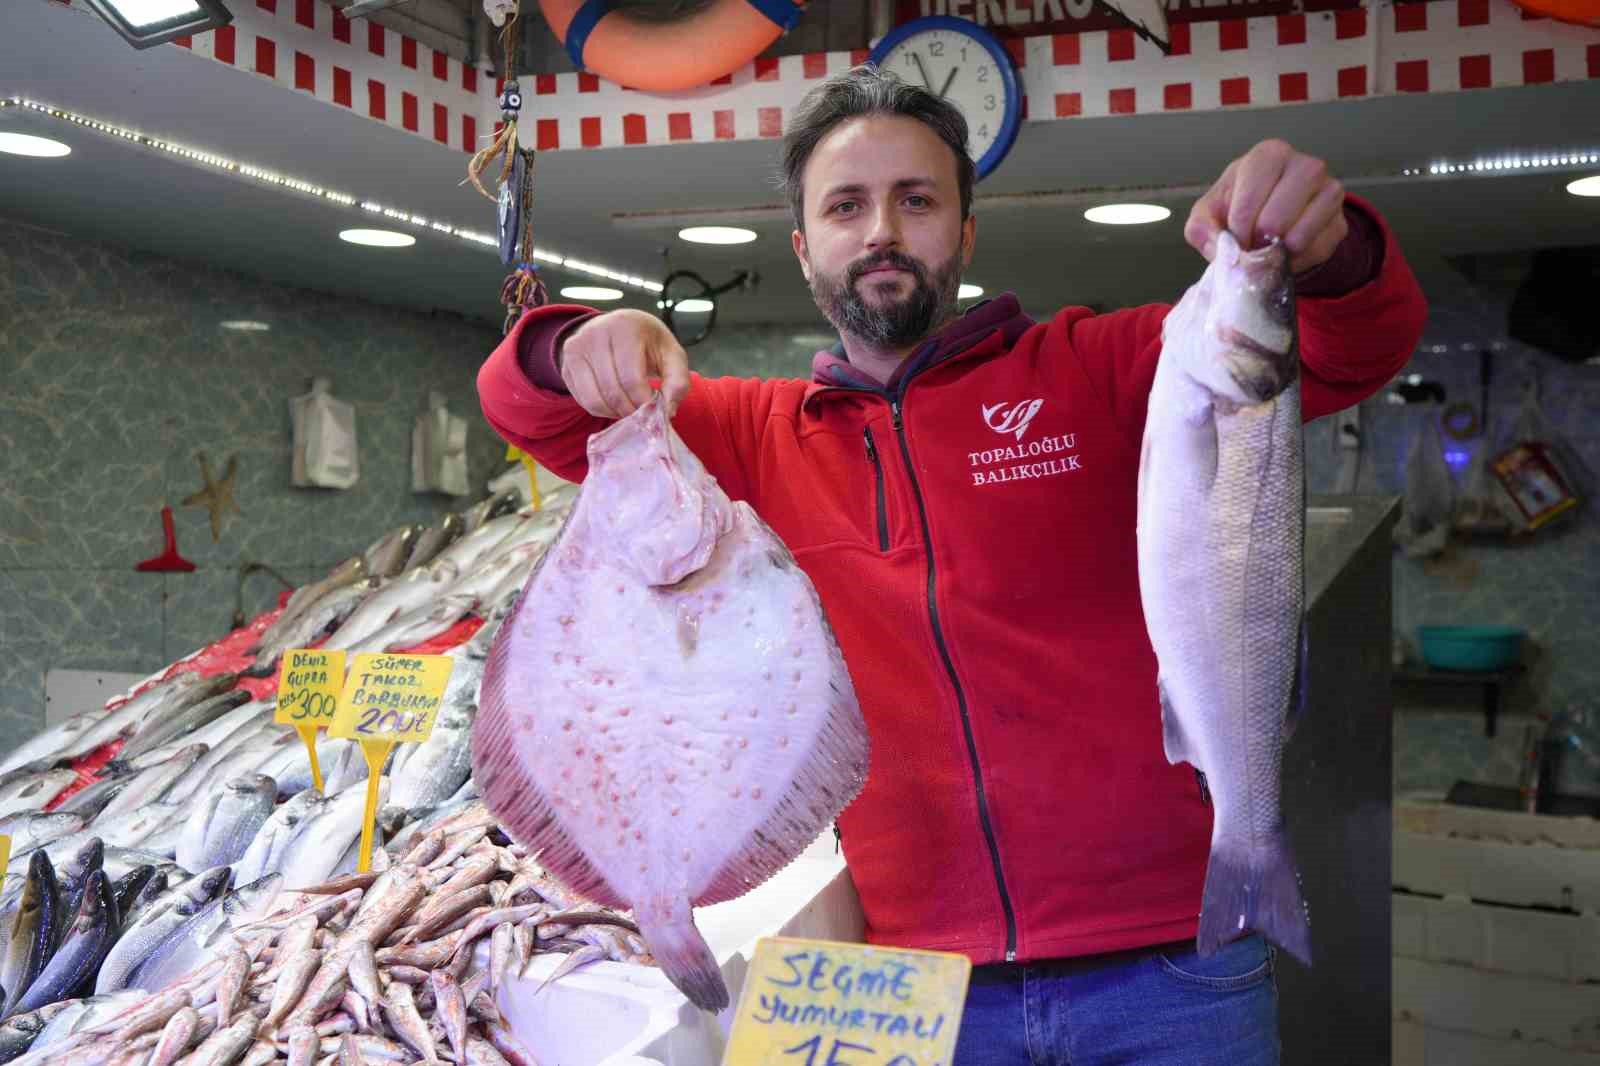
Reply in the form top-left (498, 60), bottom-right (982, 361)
top-left (1508, 0), bottom-right (1598, 25)
top-left (540, 0), bottom-right (806, 93)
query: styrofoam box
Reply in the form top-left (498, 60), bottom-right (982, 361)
top-left (1394, 1018), bottom-right (1600, 1066)
top-left (1393, 892), bottom-right (1600, 982)
top-left (491, 829), bottom-right (866, 1066)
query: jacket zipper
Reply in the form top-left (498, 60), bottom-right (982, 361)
top-left (862, 427), bottom-right (890, 552)
top-left (888, 397), bottom-right (1019, 962)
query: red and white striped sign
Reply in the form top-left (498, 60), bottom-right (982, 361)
top-left (42, 0), bottom-right (1600, 153)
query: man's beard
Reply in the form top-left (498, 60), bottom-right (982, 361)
top-left (809, 248), bottom-right (964, 349)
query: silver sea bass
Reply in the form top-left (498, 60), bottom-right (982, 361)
top-left (473, 399), bottom-right (870, 1014)
top-left (1136, 231), bottom-right (1311, 965)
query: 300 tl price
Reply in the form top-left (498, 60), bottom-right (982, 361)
top-left (282, 689), bottom-right (336, 721)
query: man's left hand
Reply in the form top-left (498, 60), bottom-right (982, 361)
top-left (1185, 139), bottom-right (1347, 276)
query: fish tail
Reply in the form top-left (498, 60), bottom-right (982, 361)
top-left (1198, 829), bottom-right (1311, 967)
top-left (637, 914), bottom-right (728, 1013)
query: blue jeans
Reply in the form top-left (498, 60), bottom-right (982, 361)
top-left (952, 935), bottom-right (1280, 1066)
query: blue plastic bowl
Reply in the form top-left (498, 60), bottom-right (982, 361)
top-left (1417, 625), bottom-right (1526, 672)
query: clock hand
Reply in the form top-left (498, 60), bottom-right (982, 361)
top-left (937, 66), bottom-right (958, 98)
top-left (911, 51), bottom-right (934, 91)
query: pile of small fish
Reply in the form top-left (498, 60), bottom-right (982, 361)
top-left (0, 489), bottom-right (591, 1026)
top-left (0, 800), bottom-right (648, 1066)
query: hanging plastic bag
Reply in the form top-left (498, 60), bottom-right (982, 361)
top-left (412, 391), bottom-right (470, 496)
top-left (1394, 416), bottom-right (1455, 558)
top-left (1488, 377), bottom-right (1585, 533)
top-left (1454, 423), bottom-right (1514, 536)
top-left (290, 377), bottom-right (359, 489)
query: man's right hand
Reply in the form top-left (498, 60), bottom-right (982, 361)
top-left (557, 309), bottom-right (691, 419)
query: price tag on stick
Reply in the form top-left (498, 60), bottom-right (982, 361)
top-left (331, 652), bottom-right (454, 872)
top-left (722, 937), bottom-right (970, 1066)
top-left (274, 649), bottom-right (346, 793)
top-left (0, 835), bottom-right (10, 885)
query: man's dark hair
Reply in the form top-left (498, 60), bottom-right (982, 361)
top-left (779, 64), bottom-right (975, 233)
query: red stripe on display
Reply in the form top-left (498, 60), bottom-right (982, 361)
top-left (1523, 48), bottom-right (1555, 83)
top-left (463, 66), bottom-right (478, 93)
top-left (1220, 76), bottom-right (1250, 104)
top-left (463, 114), bottom-right (477, 153)
top-left (581, 117), bottom-right (601, 147)
top-left (368, 79), bottom-right (386, 120)
top-left (1054, 91), bottom-right (1081, 117)
top-left (714, 110), bottom-right (735, 138)
top-left (1460, 54), bottom-right (1491, 88)
top-left (1052, 33), bottom-right (1079, 65)
top-left (255, 37), bottom-right (275, 78)
top-left (295, 51), bottom-right (314, 91)
top-left (295, 0), bottom-right (313, 28)
top-left (433, 50), bottom-right (448, 80)
top-left (1109, 87), bottom-right (1135, 113)
top-left (1458, 0), bottom-right (1489, 25)
top-left (1108, 29), bottom-right (1134, 62)
top-left (1335, 8), bottom-right (1366, 37)
top-left (538, 118), bottom-right (560, 149)
top-left (333, 10), bottom-right (351, 43)
top-left (1276, 14), bottom-right (1305, 44)
top-left (402, 91), bottom-right (418, 131)
top-left (758, 106), bottom-right (783, 137)
top-left (368, 23), bottom-right (384, 57)
top-left (756, 57), bottom-right (780, 81)
top-left (623, 114), bottom-right (646, 144)
top-left (214, 25), bottom-right (236, 64)
top-left (1167, 23), bottom-right (1190, 55)
top-left (1395, 59), bottom-right (1429, 91)
top-left (537, 75), bottom-right (557, 94)
top-left (1279, 71), bottom-right (1308, 101)
top-left (334, 66), bottom-right (352, 106)
top-left (1219, 20), bottom-right (1247, 50)
top-left (668, 112), bottom-right (692, 140)
top-left (804, 53), bottom-right (827, 78)
top-left (1164, 83), bottom-right (1192, 109)
top-left (578, 73), bottom-right (600, 92)
top-left (1395, 2), bottom-right (1427, 31)
top-left (402, 37), bottom-right (417, 68)
top-left (433, 103), bottom-right (448, 143)
top-left (1337, 64), bottom-right (1367, 95)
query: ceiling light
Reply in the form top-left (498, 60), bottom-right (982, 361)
top-left (958, 283), bottom-right (983, 300)
top-left (1568, 175), bottom-right (1600, 197)
top-left (672, 298), bottom-right (715, 313)
top-left (1084, 204), bottom-right (1172, 225)
top-left (82, 0), bottom-right (233, 50)
top-left (220, 319), bottom-right (270, 331)
top-left (1, 97), bottom-right (662, 293)
top-left (678, 226), bottom-right (757, 245)
top-left (560, 286), bottom-right (624, 301)
top-left (339, 228), bottom-right (416, 248)
top-left (0, 132), bottom-right (71, 158)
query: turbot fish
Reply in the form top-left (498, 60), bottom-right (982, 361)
top-left (474, 399), bottom-right (870, 1012)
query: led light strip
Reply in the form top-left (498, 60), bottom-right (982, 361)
top-left (1401, 150), bottom-right (1600, 178)
top-left (1, 96), bottom-right (663, 294)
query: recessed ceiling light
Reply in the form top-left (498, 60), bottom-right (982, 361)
top-left (958, 283), bottom-right (983, 299)
top-left (1084, 203), bottom-right (1172, 225)
top-left (82, 0), bottom-right (233, 49)
top-left (220, 320), bottom-right (270, 331)
top-left (670, 298), bottom-right (715, 313)
top-left (339, 228), bottom-right (415, 248)
top-left (0, 132), bottom-right (71, 158)
top-left (1568, 175), bottom-right (1600, 197)
top-left (678, 226), bottom-right (757, 245)
top-left (560, 286), bottom-right (624, 301)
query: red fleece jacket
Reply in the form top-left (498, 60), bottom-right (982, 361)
top-left (476, 197), bottom-right (1427, 964)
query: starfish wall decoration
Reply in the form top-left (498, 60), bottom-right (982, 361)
top-left (182, 451), bottom-right (242, 542)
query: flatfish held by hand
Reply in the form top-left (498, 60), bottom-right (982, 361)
top-left (1136, 231), bottom-right (1311, 965)
top-left (474, 399), bottom-right (870, 1013)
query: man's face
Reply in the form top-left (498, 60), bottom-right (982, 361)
top-left (792, 115), bottom-right (976, 349)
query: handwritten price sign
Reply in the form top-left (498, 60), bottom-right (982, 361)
top-left (330, 653), bottom-right (453, 744)
top-left (722, 937), bottom-right (970, 1066)
top-left (275, 649), bottom-right (346, 726)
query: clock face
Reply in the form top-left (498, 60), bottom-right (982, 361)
top-left (876, 25), bottom-right (1016, 176)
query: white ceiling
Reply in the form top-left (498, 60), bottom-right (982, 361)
top-left (3, 0), bottom-right (1600, 332)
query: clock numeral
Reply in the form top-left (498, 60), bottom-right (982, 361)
top-left (929, 40), bottom-right (945, 57)
top-left (984, 94), bottom-right (997, 111)
top-left (961, 46), bottom-right (968, 62)
top-left (979, 124), bottom-right (990, 138)
top-left (977, 66), bottom-right (989, 83)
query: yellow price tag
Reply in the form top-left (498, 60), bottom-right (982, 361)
top-left (722, 937), bottom-right (970, 1066)
top-left (330, 653), bottom-right (454, 872)
top-left (0, 835), bottom-right (10, 883)
top-left (330, 653), bottom-right (452, 744)
top-left (506, 444), bottom-right (543, 511)
top-left (275, 649), bottom-right (346, 793)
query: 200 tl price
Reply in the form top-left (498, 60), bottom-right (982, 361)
top-left (354, 707), bottom-right (433, 737)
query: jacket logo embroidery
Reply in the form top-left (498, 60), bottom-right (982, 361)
top-left (982, 399), bottom-right (1044, 442)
